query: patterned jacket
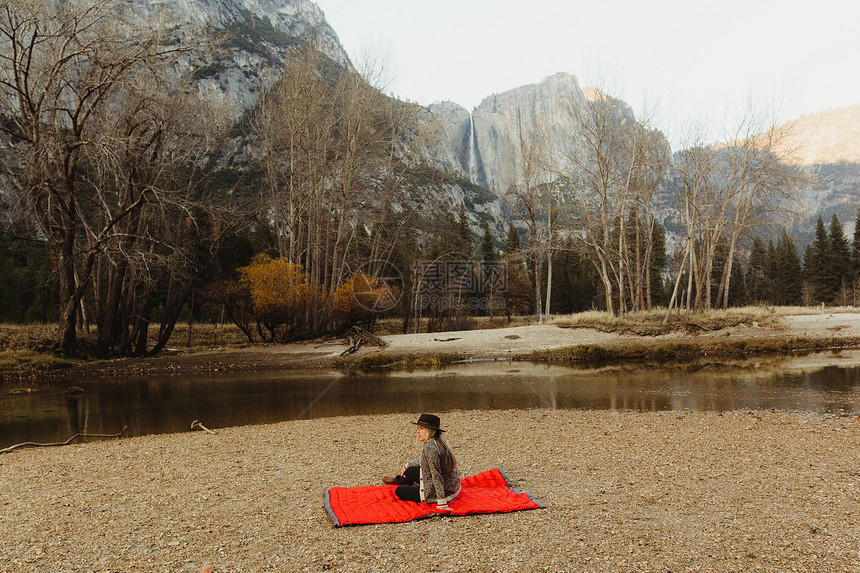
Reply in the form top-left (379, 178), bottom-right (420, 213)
top-left (406, 438), bottom-right (461, 504)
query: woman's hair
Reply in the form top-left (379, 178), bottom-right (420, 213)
top-left (426, 428), bottom-right (457, 469)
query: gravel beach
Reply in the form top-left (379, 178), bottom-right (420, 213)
top-left (2, 409), bottom-right (859, 572)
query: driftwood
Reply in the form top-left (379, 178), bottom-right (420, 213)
top-left (0, 425), bottom-right (128, 454)
top-left (190, 420), bottom-right (216, 434)
top-left (341, 326), bottom-right (387, 356)
top-left (7, 387), bottom-right (39, 395)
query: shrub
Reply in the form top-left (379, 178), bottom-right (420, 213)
top-left (225, 255), bottom-right (394, 342)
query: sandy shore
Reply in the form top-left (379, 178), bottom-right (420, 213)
top-left (2, 409), bottom-right (859, 572)
top-left (378, 313), bottom-right (860, 356)
top-left (47, 312), bottom-right (860, 379)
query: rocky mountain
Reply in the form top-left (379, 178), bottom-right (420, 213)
top-left (99, 0), bottom-right (860, 259)
top-left (111, 0), bottom-right (503, 236)
top-left (426, 73), bottom-right (677, 241)
top-left (772, 107), bottom-right (860, 243)
top-left (776, 106), bottom-right (860, 167)
top-left (178, 0), bottom-right (513, 234)
top-left (428, 73), bottom-right (587, 196)
top-left (156, 0), bottom-right (349, 116)
top-left (28, 0), bottom-right (857, 250)
top-left (428, 73), bottom-right (860, 249)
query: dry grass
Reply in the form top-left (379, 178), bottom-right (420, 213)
top-left (0, 308), bottom-right (793, 356)
top-left (0, 323), bottom-right (59, 352)
top-left (0, 322), bottom-right (254, 353)
top-left (2, 307), bottom-right (858, 376)
top-left (550, 306), bottom-right (785, 335)
top-left (774, 305), bottom-right (860, 316)
top-left (530, 336), bottom-right (860, 367)
top-left (0, 350), bottom-right (78, 371)
top-left (349, 351), bottom-right (467, 369)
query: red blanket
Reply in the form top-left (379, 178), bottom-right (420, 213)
top-left (325, 467), bottom-right (544, 527)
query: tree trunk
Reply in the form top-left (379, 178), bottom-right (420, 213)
top-left (532, 249), bottom-right (543, 324)
top-left (664, 242), bottom-right (690, 324)
top-left (544, 249), bottom-right (553, 321)
top-left (56, 209), bottom-right (82, 356)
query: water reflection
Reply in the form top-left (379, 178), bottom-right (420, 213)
top-left (2, 352), bottom-right (860, 449)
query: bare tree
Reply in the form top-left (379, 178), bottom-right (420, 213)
top-left (622, 123), bottom-right (671, 311)
top-left (254, 39), bottom-right (442, 332)
top-left (712, 114), bottom-right (805, 309)
top-left (556, 89), bottom-right (640, 316)
top-left (255, 41), bottom-right (333, 266)
top-left (506, 120), bottom-right (552, 323)
top-left (0, 0), bottom-right (213, 355)
top-left (667, 107), bottom-right (804, 314)
top-left (84, 73), bottom-right (230, 356)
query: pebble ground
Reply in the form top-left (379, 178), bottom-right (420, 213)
top-left (1, 409), bottom-right (859, 572)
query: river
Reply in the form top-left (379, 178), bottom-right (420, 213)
top-left (3, 351), bottom-right (860, 449)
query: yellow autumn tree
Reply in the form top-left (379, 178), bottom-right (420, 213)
top-left (325, 272), bottom-right (400, 333)
top-left (229, 256), bottom-right (398, 342)
top-left (234, 254), bottom-right (314, 341)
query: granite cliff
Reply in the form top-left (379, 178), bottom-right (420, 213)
top-left (13, 0), bottom-right (857, 249)
top-left (428, 73), bottom-right (588, 196)
top-left (428, 72), bottom-right (860, 247)
top-left (153, 0), bottom-right (348, 116)
top-left (773, 106), bottom-right (860, 243)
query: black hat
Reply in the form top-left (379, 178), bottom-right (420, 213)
top-left (412, 413), bottom-right (444, 432)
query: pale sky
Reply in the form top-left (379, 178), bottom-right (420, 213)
top-left (317, 0), bottom-right (859, 149)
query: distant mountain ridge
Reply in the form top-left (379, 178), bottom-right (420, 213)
top-left (774, 106), bottom-right (860, 244)
top-left (119, 0), bottom-right (860, 247)
top-left (775, 106), bottom-right (860, 167)
top-left (426, 72), bottom-right (860, 246)
top-left (425, 73), bottom-right (677, 239)
top-left (428, 73), bottom-right (588, 194)
top-left (131, 0), bottom-right (859, 249)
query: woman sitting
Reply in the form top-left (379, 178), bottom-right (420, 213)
top-left (383, 413), bottom-right (461, 509)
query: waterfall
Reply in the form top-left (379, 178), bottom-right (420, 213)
top-left (468, 112), bottom-right (478, 185)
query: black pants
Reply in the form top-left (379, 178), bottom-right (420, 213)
top-left (394, 466), bottom-right (421, 503)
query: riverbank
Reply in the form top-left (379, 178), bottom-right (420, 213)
top-left (1, 409), bottom-right (858, 572)
top-left (8, 310), bottom-right (860, 380)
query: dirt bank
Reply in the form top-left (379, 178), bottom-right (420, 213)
top-left (24, 311), bottom-right (860, 379)
top-left (1, 409), bottom-right (858, 572)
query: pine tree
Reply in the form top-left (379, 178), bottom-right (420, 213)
top-left (649, 222), bottom-right (668, 307)
top-left (852, 208), bottom-right (860, 279)
top-left (547, 247), bottom-right (572, 315)
top-left (480, 220), bottom-right (497, 262)
top-left (775, 232), bottom-right (803, 305)
top-left (251, 219), bottom-right (278, 257)
top-left (504, 224), bottom-right (521, 257)
top-left (428, 208), bottom-right (472, 261)
top-left (478, 220), bottom-right (500, 316)
top-left (829, 213), bottom-right (851, 289)
top-left (745, 236), bottom-right (770, 303)
top-left (455, 204), bottom-right (473, 259)
top-left (727, 249), bottom-right (747, 306)
top-left (806, 217), bottom-right (835, 303)
top-left (553, 238), bottom-right (598, 314)
top-left (500, 225), bottom-right (533, 319)
top-left (766, 240), bottom-right (778, 303)
top-left (803, 244), bottom-right (814, 297)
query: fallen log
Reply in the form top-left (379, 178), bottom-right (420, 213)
top-left (341, 326), bottom-right (387, 356)
top-left (0, 425), bottom-right (128, 454)
top-left (190, 420), bottom-right (216, 434)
